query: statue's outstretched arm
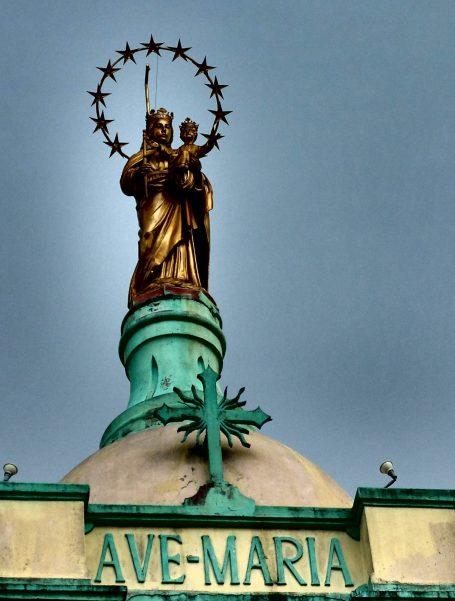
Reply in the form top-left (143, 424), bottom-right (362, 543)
top-left (196, 138), bottom-right (215, 159)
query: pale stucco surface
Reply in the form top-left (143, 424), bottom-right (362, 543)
top-left (61, 427), bottom-right (352, 507)
top-left (0, 500), bottom-right (88, 579)
top-left (365, 506), bottom-right (455, 585)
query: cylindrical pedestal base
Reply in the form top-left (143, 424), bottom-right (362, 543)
top-left (100, 289), bottom-right (226, 448)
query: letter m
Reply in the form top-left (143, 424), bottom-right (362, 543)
top-left (202, 535), bottom-right (239, 585)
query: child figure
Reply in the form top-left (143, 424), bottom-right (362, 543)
top-left (176, 117), bottom-right (215, 173)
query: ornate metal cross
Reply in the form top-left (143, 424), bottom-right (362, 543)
top-left (155, 365), bottom-right (271, 484)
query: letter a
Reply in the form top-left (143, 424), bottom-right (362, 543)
top-left (95, 533), bottom-right (125, 583)
top-left (244, 536), bottom-right (272, 586)
top-left (324, 538), bottom-right (353, 587)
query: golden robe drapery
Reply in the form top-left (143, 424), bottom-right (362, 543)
top-left (120, 145), bottom-right (212, 307)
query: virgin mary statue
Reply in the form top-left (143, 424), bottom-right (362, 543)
top-left (120, 108), bottom-right (213, 308)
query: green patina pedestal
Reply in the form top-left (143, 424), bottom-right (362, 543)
top-left (100, 288), bottom-right (226, 448)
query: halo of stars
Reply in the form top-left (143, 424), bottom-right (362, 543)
top-left (88, 36), bottom-right (230, 159)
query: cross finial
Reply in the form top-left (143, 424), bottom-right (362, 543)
top-left (155, 364), bottom-right (271, 484)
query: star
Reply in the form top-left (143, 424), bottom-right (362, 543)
top-left (116, 42), bottom-right (136, 64)
top-left (167, 39), bottom-right (191, 62)
top-left (87, 85), bottom-right (111, 107)
top-left (141, 34), bottom-right (164, 56)
top-left (209, 103), bottom-right (232, 125)
top-left (104, 133), bottom-right (128, 157)
top-left (205, 76), bottom-right (228, 99)
top-left (97, 60), bottom-right (120, 82)
top-left (201, 130), bottom-right (224, 150)
top-left (90, 111), bottom-right (113, 134)
top-left (194, 57), bottom-right (215, 77)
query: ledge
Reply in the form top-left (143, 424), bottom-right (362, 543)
top-left (0, 578), bottom-right (126, 600)
top-left (352, 487), bottom-right (455, 524)
top-left (127, 594), bottom-right (350, 601)
top-left (352, 583), bottom-right (455, 599)
top-left (85, 487), bottom-right (455, 538)
top-left (2, 485), bottom-right (453, 540)
top-left (85, 503), bottom-right (355, 534)
top-left (0, 483), bottom-right (89, 509)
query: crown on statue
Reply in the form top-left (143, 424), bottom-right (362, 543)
top-left (146, 107), bottom-right (174, 128)
top-left (180, 117), bottom-right (199, 132)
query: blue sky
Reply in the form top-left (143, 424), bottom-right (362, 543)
top-left (1, 1), bottom-right (455, 496)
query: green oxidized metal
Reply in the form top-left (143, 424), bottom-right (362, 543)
top-left (100, 292), bottom-right (226, 448)
top-left (156, 365), bottom-right (271, 485)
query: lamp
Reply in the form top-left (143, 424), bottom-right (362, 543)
top-left (380, 460), bottom-right (397, 488)
top-left (3, 463), bottom-right (18, 482)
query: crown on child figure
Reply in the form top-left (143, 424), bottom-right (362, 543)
top-left (180, 117), bottom-right (199, 132)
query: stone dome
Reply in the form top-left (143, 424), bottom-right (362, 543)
top-left (61, 426), bottom-right (352, 507)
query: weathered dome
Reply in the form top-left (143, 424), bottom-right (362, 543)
top-left (61, 426), bottom-right (352, 507)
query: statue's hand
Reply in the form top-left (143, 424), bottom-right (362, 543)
top-left (138, 162), bottom-right (154, 175)
top-left (175, 168), bottom-right (195, 190)
top-left (144, 142), bottom-right (171, 160)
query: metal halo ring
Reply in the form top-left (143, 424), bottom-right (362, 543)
top-left (88, 36), bottom-right (230, 159)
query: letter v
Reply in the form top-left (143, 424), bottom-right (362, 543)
top-left (126, 533), bottom-right (155, 583)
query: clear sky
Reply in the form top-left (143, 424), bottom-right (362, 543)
top-left (1, 0), bottom-right (455, 497)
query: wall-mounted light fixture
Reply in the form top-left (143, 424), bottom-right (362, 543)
top-left (380, 460), bottom-right (397, 488)
top-left (3, 463), bottom-right (18, 482)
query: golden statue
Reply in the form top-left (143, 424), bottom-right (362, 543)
top-left (90, 47), bottom-right (229, 308)
top-left (120, 74), bottom-right (216, 307)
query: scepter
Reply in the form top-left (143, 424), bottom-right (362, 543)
top-left (145, 63), bottom-right (151, 115)
top-left (143, 64), bottom-right (151, 197)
